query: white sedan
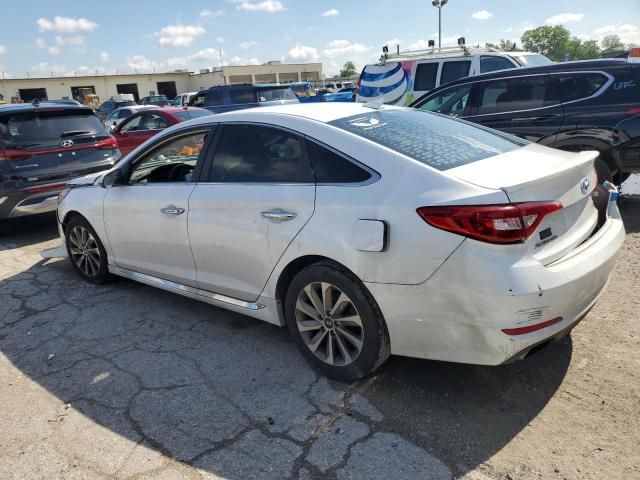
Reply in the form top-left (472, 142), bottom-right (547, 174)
top-left (55, 103), bottom-right (625, 380)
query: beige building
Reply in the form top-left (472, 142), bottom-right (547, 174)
top-left (0, 61), bottom-right (323, 103)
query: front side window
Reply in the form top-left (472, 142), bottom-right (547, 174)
top-left (129, 131), bottom-right (208, 184)
top-left (307, 141), bottom-right (372, 183)
top-left (414, 62), bottom-right (439, 91)
top-left (191, 93), bottom-right (206, 107)
top-left (477, 75), bottom-right (552, 114)
top-left (120, 115), bottom-right (142, 132)
top-left (209, 124), bottom-right (313, 183)
top-left (229, 89), bottom-right (257, 105)
top-left (480, 56), bottom-right (517, 74)
top-left (330, 109), bottom-right (526, 171)
top-left (417, 85), bottom-right (472, 117)
top-left (140, 113), bottom-right (170, 131)
top-left (555, 73), bottom-right (607, 103)
top-left (440, 61), bottom-right (471, 85)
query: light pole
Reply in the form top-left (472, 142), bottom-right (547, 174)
top-left (431, 0), bottom-right (448, 49)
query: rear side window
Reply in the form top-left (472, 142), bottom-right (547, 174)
top-left (191, 93), bottom-right (206, 107)
top-left (440, 61), bottom-right (471, 85)
top-left (209, 124), bottom-right (313, 183)
top-left (307, 141), bottom-right (372, 183)
top-left (477, 75), bottom-right (554, 114)
top-left (229, 89), bottom-right (257, 105)
top-left (330, 109), bottom-right (525, 171)
top-left (414, 63), bottom-right (439, 91)
top-left (555, 73), bottom-right (607, 102)
top-left (0, 109), bottom-right (108, 147)
top-left (480, 56), bottom-right (516, 74)
top-left (205, 89), bottom-right (225, 106)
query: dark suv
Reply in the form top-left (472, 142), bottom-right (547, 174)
top-left (189, 84), bottom-right (299, 113)
top-left (95, 99), bottom-right (137, 121)
top-left (0, 102), bottom-right (120, 220)
top-left (411, 59), bottom-right (640, 184)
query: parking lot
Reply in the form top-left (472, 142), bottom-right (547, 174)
top-left (0, 188), bottom-right (638, 480)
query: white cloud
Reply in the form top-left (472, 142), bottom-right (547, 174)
top-left (471, 10), bottom-right (493, 20)
top-left (239, 41), bottom-right (259, 49)
top-left (31, 62), bottom-right (66, 74)
top-left (37, 16), bottom-right (98, 33)
top-left (48, 46), bottom-right (60, 56)
top-left (286, 44), bottom-right (319, 62)
top-left (546, 13), bottom-right (584, 25)
top-left (216, 37), bottom-right (225, 44)
top-left (100, 52), bottom-right (110, 63)
top-left (228, 56), bottom-right (261, 65)
top-left (190, 48), bottom-right (223, 62)
top-left (321, 8), bottom-right (339, 17)
top-left (126, 55), bottom-right (158, 71)
top-left (154, 24), bottom-right (206, 48)
top-left (0, 45), bottom-right (6, 56)
top-left (408, 35), bottom-right (461, 50)
top-left (54, 35), bottom-right (85, 47)
top-left (594, 24), bottom-right (640, 45)
top-left (234, 1), bottom-right (285, 13)
top-left (199, 9), bottom-right (225, 18)
top-left (322, 39), bottom-right (368, 58)
top-left (71, 66), bottom-right (108, 76)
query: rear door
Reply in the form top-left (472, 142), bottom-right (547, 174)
top-left (464, 74), bottom-right (564, 145)
top-left (188, 123), bottom-right (316, 301)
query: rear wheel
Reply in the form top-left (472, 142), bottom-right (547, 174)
top-left (284, 261), bottom-right (390, 381)
top-left (65, 215), bottom-right (110, 284)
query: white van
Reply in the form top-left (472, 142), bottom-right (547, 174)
top-left (356, 44), bottom-right (551, 106)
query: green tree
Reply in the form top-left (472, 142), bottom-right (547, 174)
top-left (521, 25), bottom-right (571, 61)
top-left (601, 34), bottom-right (625, 51)
top-left (565, 37), bottom-right (602, 60)
top-left (486, 39), bottom-right (520, 51)
top-left (339, 61), bottom-right (357, 78)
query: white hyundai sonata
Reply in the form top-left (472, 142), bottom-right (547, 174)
top-left (54, 103), bottom-right (625, 380)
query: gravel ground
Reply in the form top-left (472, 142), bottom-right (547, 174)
top-left (0, 185), bottom-right (638, 480)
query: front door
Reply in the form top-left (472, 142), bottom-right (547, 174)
top-left (104, 128), bottom-right (211, 285)
top-left (189, 123), bottom-right (316, 301)
top-left (464, 74), bottom-right (564, 145)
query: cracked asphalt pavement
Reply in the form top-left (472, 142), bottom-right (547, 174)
top-left (1, 193), bottom-right (639, 480)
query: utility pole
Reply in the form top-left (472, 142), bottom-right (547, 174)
top-left (431, 0), bottom-right (448, 48)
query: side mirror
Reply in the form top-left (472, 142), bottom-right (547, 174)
top-left (101, 169), bottom-right (124, 188)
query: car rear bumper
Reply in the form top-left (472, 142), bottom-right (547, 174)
top-left (365, 204), bottom-right (625, 366)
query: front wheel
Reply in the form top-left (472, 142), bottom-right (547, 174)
top-left (284, 261), bottom-right (390, 381)
top-left (65, 215), bottom-right (110, 284)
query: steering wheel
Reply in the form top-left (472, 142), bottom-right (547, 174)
top-left (167, 164), bottom-right (193, 182)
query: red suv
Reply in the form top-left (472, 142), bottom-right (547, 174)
top-left (111, 107), bottom-right (212, 156)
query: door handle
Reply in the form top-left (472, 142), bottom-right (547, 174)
top-left (160, 205), bottom-right (185, 215)
top-left (261, 209), bottom-right (297, 221)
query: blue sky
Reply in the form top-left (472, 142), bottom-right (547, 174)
top-left (1, 0), bottom-right (639, 78)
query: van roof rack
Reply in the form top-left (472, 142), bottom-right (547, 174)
top-left (379, 44), bottom-right (492, 65)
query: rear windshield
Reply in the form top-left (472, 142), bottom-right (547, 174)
top-left (330, 108), bottom-right (526, 171)
top-left (0, 109), bottom-right (108, 147)
top-left (173, 109), bottom-right (213, 122)
top-left (257, 88), bottom-right (298, 102)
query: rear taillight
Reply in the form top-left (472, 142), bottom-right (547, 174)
top-left (26, 183), bottom-right (67, 195)
top-left (625, 107), bottom-right (640, 115)
top-left (95, 137), bottom-right (118, 150)
top-left (0, 149), bottom-right (33, 162)
top-left (417, 202), bottom-right (563, 245)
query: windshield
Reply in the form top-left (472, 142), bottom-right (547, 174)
top-left (513, 54), bottom-right (553, 67)
top-left (173, 109), bottom-right (213, 122)
top-left (330, 108), bottom-right (526, 171)
top-left (0, 109), bottom-right (108, 147)
top-left (257, 88), bottom-right (298, 102)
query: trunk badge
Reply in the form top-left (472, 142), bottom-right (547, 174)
top-left (61, 139), bottom-right (74, 148)
top-left (580, 177), bottom-right (591, 195)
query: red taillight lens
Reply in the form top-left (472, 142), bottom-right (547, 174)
top-left (0, 149), bottom-right (33, 162)
top-left (625, 107), bottom-right (640, 115)
top-left (26, 183), bottom-right (67, 195)
top-left (417, 202), bottom-right (563, 245)
top-left (502, 317), bottom-right (563, 335)
top-left (95, 137), bottom-right (118, 150)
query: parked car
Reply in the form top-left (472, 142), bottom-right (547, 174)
top-left (411, 58), bottom-right (640, 185)
top-left (189, 84), bottom-right (299, 113)
top-left (56, 103), bottom-right (623, 380)
top-left (95, 99), bottom-right (137, 121)
top-left (325, 81), bottom-right (356, 92)
top-left (356, 44), bottom-right (552, 106)
top-left (111, 107), bottom-right (212, 156)
top-left (103, 105), bottom-right (156, 130)
top-left (171, 92), bottom-right (198, 107)
top-left (139, 95), bottom-right (170, 107)
top-left (0, 101), bottom-right (119, 220)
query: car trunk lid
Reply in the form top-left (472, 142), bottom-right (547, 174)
top-left (447, 143), bottom-right (600, 265)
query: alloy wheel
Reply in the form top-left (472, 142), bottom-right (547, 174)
top-left (294, 282), bottom-right (364, 366)
top-left (68, 226), bottom-right (101, 277)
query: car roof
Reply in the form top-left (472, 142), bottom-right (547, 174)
top-left (205, 83), bottom-right (293, 91)
top-left (0, 101), bottom-right (92, 114)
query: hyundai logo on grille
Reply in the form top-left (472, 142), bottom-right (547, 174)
top-left (60, 139), bottom-right (74, 148)
top-left (580, 177), bottom-right (591, 195)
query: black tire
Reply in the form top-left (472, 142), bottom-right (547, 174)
top-left (64, 215), bottom-right (110, 284)
top-left (284, 261), bottom-right (390, 381)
